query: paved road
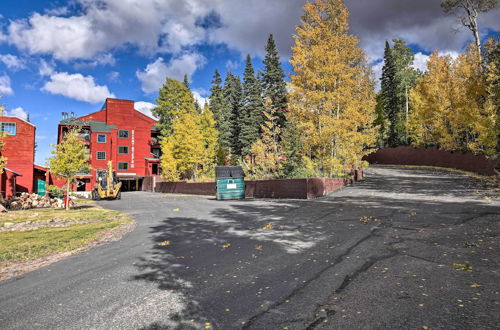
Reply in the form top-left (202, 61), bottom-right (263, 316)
top-left (0, 165), bottom-right (498, 329)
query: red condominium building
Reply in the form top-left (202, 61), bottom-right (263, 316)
top-left (57, 98), bottom-right (160, 192)
top-left (0, 115), bottom-right (36, 198)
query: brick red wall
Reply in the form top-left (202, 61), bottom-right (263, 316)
top-left (0, 116), bottom-right (35, 193)
top-left (146, 173), bottom-right (364, 199)
top-left (0, 170), bottom-right (18, 198)
top-left (364, 146), bottom-right (499, 176)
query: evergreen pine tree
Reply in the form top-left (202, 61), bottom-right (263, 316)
top-left (379, 39), bottom-right (420, 147)
top-left (240, 55), bottom-right (264, 157)
top-left (262, 34), bottom-right (288, 130)
top-left (223, 72), bottom-right (243, 157)
top-left (182, 73), bottom-right (201, 113)
top-left (279, 118), bottom-right (305, 178)
top-left (380, 40), bottom-right (397, 147)
top-left (209, 69), bottom-right (233, 157)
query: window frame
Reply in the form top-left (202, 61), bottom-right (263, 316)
top-left (118, 145), bottom-right (129, 154)
top-left (97, 134), bottom-right (107, 143)
top-left (1, 122), bottom-right (17, 136)
top-left (118, 130), bottom-right (129, 139)
top-left (117, 162), bottom-right (129, 171)
top-left (96, 151), bottom-right (106, 161)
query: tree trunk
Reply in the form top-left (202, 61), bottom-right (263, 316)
top-left (66, 180), bottom-right (71, 211)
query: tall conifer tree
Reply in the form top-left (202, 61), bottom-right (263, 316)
top-left (209, 69), bottom-right (233, 156)
top-left (262, 34), bottom-right (288, 130)
top-left (223, 72), bottom-right (243, 157)
top-left (379, 39), bottom-right (420, 147)
top-left (240, 55), bottom-right (264, 157)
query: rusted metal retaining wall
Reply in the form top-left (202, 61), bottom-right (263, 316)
top-left (364, 146), bottom-right (499, 176)
top-left (142, 171), bottom-right (363, 199)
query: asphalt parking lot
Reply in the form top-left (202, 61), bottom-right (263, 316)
top-left (0, 165), bottom-right (498, 329)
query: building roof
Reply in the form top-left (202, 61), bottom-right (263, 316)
top-left (4, 167), bottom-right (22, 176)
top-left (0, 115), bottom-right (36, 127)
top-left (59, 118), bottom-right (117, 132)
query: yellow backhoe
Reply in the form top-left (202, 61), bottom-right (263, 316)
top-left (91, 161), bottom-right (122, 200)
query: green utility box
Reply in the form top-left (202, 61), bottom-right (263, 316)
top-left (216, 166), bottom-right (245, 200)
top-left (36, 179), bottom-right (46, 197)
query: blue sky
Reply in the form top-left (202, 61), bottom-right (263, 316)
top-left (0, 0), bottom-right (498, 165)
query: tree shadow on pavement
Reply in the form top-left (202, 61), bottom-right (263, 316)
top-left (132, 180), bottom-right (499, 329)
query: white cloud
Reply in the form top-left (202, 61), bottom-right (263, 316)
top-left (192, 90), bottom-right (207, 108)
top-left (136, 53), bottom-right (206, 93)
top-left (39, 59), bottom-right (55, 76)
top-left (371, 60), bottom-right (384, 91)
top-left (44, 6), bottom-right (70, 16)
top-left (2, 0), bottom-right (206, 61)
top-left (134, 101), bottom-right (157, 119)
top-left (6, 107), bottom-right (28, 120)
top-left (225, 59), bottom-right (241, 71)
top-left (74, 53), bottom-right (116, 69)
top-left (36, 135), bottom-right (48, 140)
top-left (412, 53), bottom-right (429, 72)
top-left (0, 54), bottom-right (26, 71)
top-left (107, 71), bottom-right (120, 82)
top-left (411, 51), bottom-right (460, 74)
top-left (42, 72), bottom-right (115, 103)
top-left (0, 75), bottom-right (13, 95)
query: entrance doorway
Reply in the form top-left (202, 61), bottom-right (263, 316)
top-left (120, 178), bottom-right (143, 192)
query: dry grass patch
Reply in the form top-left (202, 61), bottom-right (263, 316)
top-left (0, 204), bottom-right (125, 226)
top-left (0, 219), bottom-right (131, 262)
top-left (0, 202), bottom-right (134, 280)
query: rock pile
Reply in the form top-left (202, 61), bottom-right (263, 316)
top-left (0, 193), bottom-right (74, 211)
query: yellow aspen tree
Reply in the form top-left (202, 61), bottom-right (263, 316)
top-left (160, 112), bottom-right (204, 180)
top-left (160, 138), bottom-right (179, 181)
top-left (409, 52), bottom-right (455, 148)
top-left (289, 0), bottom-right (377, 177)
top-left (410, 45), bottom-right (497, 155)
top-left (48, 129), bottom-right (91, 210)
top-left (249, 98), bottom-right (281, 179)
top-left (453, 45), bottom-right (496, 155)
top-left (198, 105), bottom-right (219, 177)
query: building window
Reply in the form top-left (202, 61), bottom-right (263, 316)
top-left (118, 146), bottom-right (129, 154)
top-left (96, 151), bottom-right (106, 160)
top-left (1, 122), bottom-right (16, 136)
top-left (118, 162), bottom-right (128, 171)
top-left (118, 130), bottom-right (129, 138)
top-left (151, 148), bottom-right (160, 158)
top-left (97, 134), bottom-right (106, 143)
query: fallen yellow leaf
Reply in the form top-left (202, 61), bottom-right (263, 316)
top-left (173, 208), bottom-right (180, 212)
top-left (159, 240), bottom-right (171, 246)
top-left (222, 243), bottom-right (231, 249)
top-left (470, 283), bottom-right (481, 288)
top-left (255, 245), bottom-right (263, 250)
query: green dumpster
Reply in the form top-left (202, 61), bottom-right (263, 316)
top-left (216, 166), bottom-right (245, 200)
top-left (36, 179), bottom-right (46, 197)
